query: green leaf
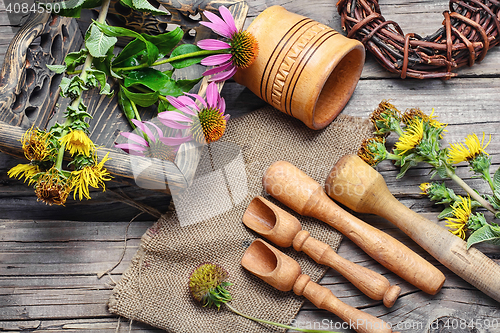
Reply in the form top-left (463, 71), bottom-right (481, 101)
top-left (170, 44), bottom-right (204, 69)
top-left (112, 39), bottom-right (147, 68)
top-left (143, 28), bottom-right (183, 58)
top-left (94, 22), bottom-right (159, 65)
top-left (47, 0), bottom-right (85, 17)
top-left (86, 24), bottom-right (117, 58)
top-left (85, 69), bottom-right (113, 96)
top-left (124, 68), bottom-right (171, 92)
top-left (163, 70), bottom-right (174, 78)
top-left (467, 224), bottom-right (500, 249)
top-left (438, 207), bottom-right (454, 219)
top-left (159, 76), bottom-right (202, 97)
top-left (120, 0), bottom-right (169, 15)
top-left (49, 0), bottom-right (102, 17)
top-left (174, 77), bottom-right (202, 94)
top-left (494, 166), bottom-right (500, 191)
top-left (46, 65), bottom-right (67, 74)
top-left (93, 47), bottom-right (121, 79)
top-left (65, 49), bottom-right (88, 72)
top-left (93, 21), bottom-right (142, 39)
top-left (59, 77), bottom-right (71, 97)
top-left (120, 86), bottom-right (159, 108)
top-left (118, 88), bottom-right (136, 126)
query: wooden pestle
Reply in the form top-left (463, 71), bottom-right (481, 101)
top-left (241, 239), bottom-right (395, 333)
top-left (326, 154), bottom-right (500, 303)
top-left (263, 161), bottom-right (445, 295)
top-left (242, 196), bottom-right (401, 307)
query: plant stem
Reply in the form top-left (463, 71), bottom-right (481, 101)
top-left (446, 167), bottom-right (499, 215)
top-left (130, 100), bottom-right (141, 122)
top-left (54, 0), bottom-right (112, 170)
top-left (113, 49), bottom-right (228, 72)
top-left (386, 152), bottom-right (402, 161)
top-left (483, 170), bottom-right (496, 192)
top-left (224, 303), bottom-right (339, 333)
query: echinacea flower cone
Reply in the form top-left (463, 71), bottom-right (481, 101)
top-left (233, 5), bottom-right (365, 130)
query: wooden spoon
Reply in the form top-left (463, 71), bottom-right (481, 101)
top-left (241, 239), bottom-right (395, 333)
top-left (242, 196), bottom-right (401, 307)
top-left (262, 160), bottom-right (445, 295)
top-left (326, 154), bottom-right (500, 303)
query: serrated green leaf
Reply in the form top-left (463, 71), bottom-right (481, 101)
top-left (121, 86), bottom-right (159, 108)
top-left (65, 49), bottom-right (88, 72)
top-left (493, 166), bottom-right (500, 191)
top-left (46, 65), bottom-right (67, 74)
top-left (47, 0), bottom-right (102, 17)
top-left (438, 207), bottom-right (454, 219)
top-left (93, 22), bottom-right (159, 65)
top-left (124, 68), bottom-right (170, 91)
top-left (59, 77), bottom-right (71, 97)
top-left (93, 21), bottom-right (142, 39)
top-left (143, 28), bottom-right (183, 58)
top-left (85, 69), bottom-right (113, 96)
top-left (93, 47), bottom-right (121, 79)
top-left (86, 24), bottom-right (117, 58)
top-left (170, 44), bottom-right (204, 69)
top-left (120, 0), bottom-right (168, 15)
top-left (47, 0), bottom-right (85, 17)
top-left (467, 224), bottom-right (500, 249)
top-left (80, 0), bottom-right (103, 8)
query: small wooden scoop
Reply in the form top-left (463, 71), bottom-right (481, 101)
top-left (242, 196), bottom-right (401, 307)
top-left (263, 160), bottom-right (445, 295)
top-left (326, 154), bottom-right (500, 303)
top-left (241, 239), bottom-right (394, 333)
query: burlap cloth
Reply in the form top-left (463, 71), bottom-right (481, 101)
top-left (108, 105), bottom-right (373, 332)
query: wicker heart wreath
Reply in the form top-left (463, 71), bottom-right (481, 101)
top-left (337, 0), bottom-right (500, 79)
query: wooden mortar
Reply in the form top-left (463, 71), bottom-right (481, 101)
top-left (263, 160), bottom-right (445, 295)
top-left (242, 195), bottom-right (401, 307)
top-left (326, 154), bottom-right (500, 303)
top-left (241, 239), bottom-right (395, 333)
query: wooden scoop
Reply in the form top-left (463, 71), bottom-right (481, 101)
top-left (263, 161), bottom-right (445, 295)
top-left (241, 239), bottom-right (394, 333)
top-left (242, 196), bottom-right (401, 307)
top-left (326, 154), bottom-right (500, 303)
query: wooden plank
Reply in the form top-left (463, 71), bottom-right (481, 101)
top-left (0, 318), bottom-right (162, 332)
top-left (1, 0), bottom-right (500, 331)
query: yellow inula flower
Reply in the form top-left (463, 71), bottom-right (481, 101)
top-left (447, 133), bottom-right (491, 164)
top-left (445, 195), bottom-right (472, 240)
top-left (358, 137), bottom-right (386, 166)
top-left (71, 152), bottom-right (112, 200)
top-left (60, 129), bottom-right (95, 157)
top-left (7, 164), bottom-right (41, 185)
top-left (189, 263), bottom-right (232, 309)
top-left (419, 182), bottom-right (431, 195)
top-left (402, 108), bottom-right (447, 130)
top-left (22, 126), bottom-right (52, 161)
top-left (35, 168), bottom-right (73, 206)
top-left (394, 118), bottom-right (424, 154)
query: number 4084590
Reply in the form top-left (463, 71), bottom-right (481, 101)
top-left (5, 2), bottom-right (61, 14)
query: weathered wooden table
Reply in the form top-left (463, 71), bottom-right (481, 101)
top-left (1, 0), bottom-right (500, 332)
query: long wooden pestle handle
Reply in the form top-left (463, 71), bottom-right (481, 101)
top-left (326, 154), bottom-right (500, 303)
top-left (263, 161), bottom-right (445, 295)
top-left (293, 230), bottom-right (401, 307)
top-left (293, 274), bottom-right (393, 333)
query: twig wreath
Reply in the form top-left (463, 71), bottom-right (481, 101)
top-left (337, 0), bottom-right (500, 79)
